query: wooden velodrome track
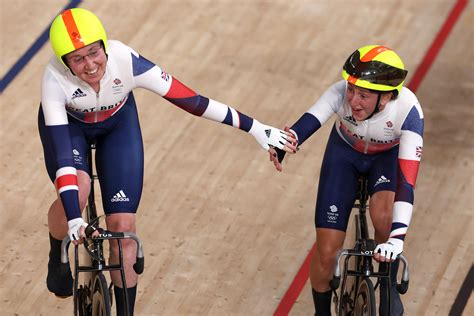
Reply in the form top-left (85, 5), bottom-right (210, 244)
top-left (1, 0), bottom-right (472, 315)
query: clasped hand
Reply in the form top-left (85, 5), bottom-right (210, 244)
top-left (249, 120), bottom-right (297, 154)
top-left (268, 126), bottom-right (297, 171)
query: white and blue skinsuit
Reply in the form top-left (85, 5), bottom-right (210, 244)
top-left (288, 80), bottom-right (424, 243)
top-left (39, 40), bottom-right (261, 220)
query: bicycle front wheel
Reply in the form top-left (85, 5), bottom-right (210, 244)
top-left (92, 273), bottom-right (111, 316)
top-left (353, 277), bottom-right (376, 316)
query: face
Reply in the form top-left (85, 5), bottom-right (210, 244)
top-left (345, 83), bottom-right (391, 121)
top-left (64, 41), bottom-right (107, 90)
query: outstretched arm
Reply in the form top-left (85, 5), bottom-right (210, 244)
top-left (130, 52), bottom-right (296, 152)
top-left (268, 81), bottom-right (346, 171)
top-left (163, 76), bottom-right (297, 152)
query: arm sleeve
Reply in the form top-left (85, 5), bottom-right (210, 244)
top-left (277, 81), bottom-right (344, 162)
top-left (390, 103), bottom-right (424, 241)
top-left (130, 51), bottom-right (255, 132)
top-left (41, 70), bottom-right (82, 220)
top-left (291, 81), bottom-right (344, 145)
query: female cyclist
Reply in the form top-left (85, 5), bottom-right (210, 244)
top-left (39, 8), bottom-right (296, 315)
top-left (270, 45), bottom-right (424, 315)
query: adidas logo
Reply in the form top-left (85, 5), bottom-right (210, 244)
top-left (375, 175), bottom-right (390, 187)
top-left (265, 129), bottom-right (271, 138)
top-left (72, 88), bottom-right (87, 100)
top-left (111, 190), bottom-right (130, 202)
top-left (343, 115), bottom-right (358, 126)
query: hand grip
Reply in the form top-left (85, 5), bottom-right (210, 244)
top-left (59, 262), bottom-right (71, 274)
top-left (133, 257), bottom-right (144, 274)
top-left (330, 276), bottom-right (341, 290)
top-left (397, 279), bottom-right (409, 294)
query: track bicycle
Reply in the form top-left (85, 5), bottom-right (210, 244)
top-left (61, 142), bottom-right (145, 316)
top-left (330, 176), bottom-right (409, 316)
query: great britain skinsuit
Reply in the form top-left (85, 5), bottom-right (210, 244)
top-left (39, 40), bottom-right (260, 221)
top-left (290, 80), bottom-right (424, 244)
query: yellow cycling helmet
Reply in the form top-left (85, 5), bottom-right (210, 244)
top-left (50, 8), bottom-right (108, 66)
top-left (341, 45), bottom-right (408, 95)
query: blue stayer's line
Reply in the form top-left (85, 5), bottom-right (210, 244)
top-left (0, 0), bottom-right (82, 93)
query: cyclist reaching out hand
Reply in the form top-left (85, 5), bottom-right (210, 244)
top-left (39, 8), bottom-right (297, 315)
top-left (270, 45), bottom-right (424, 316)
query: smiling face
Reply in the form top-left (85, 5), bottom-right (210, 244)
top-left (64, 41), bottom-right (107, 92)
top-left (346, 83), bottom-right (392, 121)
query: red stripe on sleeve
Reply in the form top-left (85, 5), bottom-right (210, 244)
top-left (165, 77), bottom-right (197, 99)
top-left (56, 174), bottom-right (78, 190)
top-left (62, 10), bottom-right (84, 50)
top-left (399, 159), bottom-right (420, 186)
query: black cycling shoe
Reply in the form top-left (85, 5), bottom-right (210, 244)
top-left (379, 281), bottom-right (404, 315)
top-left (47, 260), bottom-right (73, 298)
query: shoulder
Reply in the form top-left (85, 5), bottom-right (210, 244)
top-left (107, 40), bottom-right (155, 69)
top-left (396, 87), bottom-right (424, 120)
top-left (107, 40), bottom-right (139, 58)
top-left (395, 88), bottom-right (424, 134)
top-left (320, 80), bottom-right (346, 101)
top-left (42, 56), bottom-right (71, 90)
top-left (43, 56), bottom-right (67, 77)
top-left (329, 80), bottom-right (347, 93)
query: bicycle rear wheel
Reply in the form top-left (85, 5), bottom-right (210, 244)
top-left (353, 277), bottom-right (376, 316)
top-left (92, 273), bottom-right (111, 316)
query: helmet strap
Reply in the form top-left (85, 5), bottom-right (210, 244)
top-left (365, 92), bottom-right (381, 120)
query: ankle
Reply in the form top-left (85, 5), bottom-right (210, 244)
top-left (48, 233), bottom-right (63, 263)
top-left (312, 288), bottom-right (332, 316)
top-left (114, 285), bottom-right (137, 316)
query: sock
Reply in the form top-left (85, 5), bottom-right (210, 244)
top-left (114, 285), bottom-right (137, 316)
top-left (49, 233), bottom-right (63, 263)
top-left (312, 288), bottom-right (332, 316)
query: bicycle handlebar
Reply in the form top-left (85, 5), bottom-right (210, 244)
top-left (60, 230), bottom-right (145, 275)
top-left (330, 249), bottom-right (409, 294)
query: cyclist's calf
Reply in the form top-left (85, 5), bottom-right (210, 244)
top-left (311, 228), bottom-right (345, 291)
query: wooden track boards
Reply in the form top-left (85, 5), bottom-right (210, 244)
top-left (1, 1), bottom-right (472, 314)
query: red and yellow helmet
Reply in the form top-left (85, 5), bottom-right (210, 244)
top-left (49, 8), bottom-right (108, 66)
top-left (342, 45), bottom-right (408, 95)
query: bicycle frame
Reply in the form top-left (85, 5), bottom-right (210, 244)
top-left (330, 176), bottom-right (409, 315)
top-left (60, 142), bottom-right (144, 316)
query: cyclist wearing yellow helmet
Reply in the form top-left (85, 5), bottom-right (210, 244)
top-left (270, 45), bottom-right (424, 315)
top-left (39, 7), bottom-right (297, 315)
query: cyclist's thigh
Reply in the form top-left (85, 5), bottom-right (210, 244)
top-left (315, 127), bottom-right (360, 232)
top-left (367, 145), bottom-right (398, 195)
top-left (38, 104), bottom-right (91, 182)
top-left (95, 96), bottom-right (144, 215)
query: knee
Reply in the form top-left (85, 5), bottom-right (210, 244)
top-left (106, 214), bottom-right (136, 233)
top-left (106, 215), bottom-right (136, 256)
top-left (317, 243), bottom-right (340, 270)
